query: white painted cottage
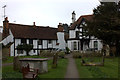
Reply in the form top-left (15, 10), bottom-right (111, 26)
top-left (67, 12), bottom-right (103, 51)
top-left (2, 17), bottom-right (59, 56)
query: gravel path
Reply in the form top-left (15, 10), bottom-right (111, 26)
top-left (65, 54), bottom-right (79, 79)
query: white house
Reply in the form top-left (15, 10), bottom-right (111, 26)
top-left (2, 17), bottom-right (59, 56)
top-left (2, 12), bottom-right (103, 56)
top-left (67, 12), bottom-right (103, 51)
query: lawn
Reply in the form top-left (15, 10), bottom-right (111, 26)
top-left (2, 58), bottom-right (68, 79)
top-left (2, 55), bottom-right (44, 63)
top-left (75, 57), bottom-right (118, 78)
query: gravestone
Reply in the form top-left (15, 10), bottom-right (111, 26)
top-left (52, 53), bottom-right (58, 68)
top-left (13, 56), bottom-right (21, 71)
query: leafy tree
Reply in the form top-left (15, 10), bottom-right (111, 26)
top-left (16, 44), bottom-right (33, 56)
top-left (84, 2), bottom-right (120, 56)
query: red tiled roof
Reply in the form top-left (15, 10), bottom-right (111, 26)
top-left (9, 23), bottom-right (57, 40)
top-left (69, 15), bottom-right (93, 30)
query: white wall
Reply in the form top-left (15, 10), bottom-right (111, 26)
top-left (52, 40), bottom-right (58, 48)
top-left (57, 32), bottom-right (66, 49)
top-left (10, 39), bottom-right (38, 56)
top-left (67, 40), bottom-right (80, 51)
top-left (69, 30), bottom-right (75, 38)
top-left (43, 40), bottom-right (47, 49)
top-left (1, 30), bottom-right (13, 46)
top-left (33, 40), bottom-right (37, 48)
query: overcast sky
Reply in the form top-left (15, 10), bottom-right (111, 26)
top-left (0, 0), bottom-right (100, 27)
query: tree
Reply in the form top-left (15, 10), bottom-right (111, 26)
top-left (16, 44), bottom-right (33, 56)
top-left (84, 2), bottom-right (120, 56)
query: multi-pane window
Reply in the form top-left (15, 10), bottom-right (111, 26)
top-left (38, 40), bottom-right (42, 45)
top-left (21, 39), bottom-right (26, 44)
top-left (17, 50), bottom-right (23, 54)
top-left (48, 40), bottom-right (52, 44)
top-left (74, 42), bottom-right (77, 50)
top-left (76, 31), bottom-right (80, 38)
top-left (29, 39), bottom-right (33, 44)
top-left (94, 41), bottom-right (98, 50)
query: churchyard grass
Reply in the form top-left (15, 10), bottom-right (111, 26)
top-left (2, 55), bottom-right (44, 63)
top-left (2, 58), bottom-right (68, 78)
top-left (75, 57), bottom-right (118, 78)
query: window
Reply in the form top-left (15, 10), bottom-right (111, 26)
top-left (76, 31), bottom-right (80, 38)
top-left (48, 40), bottom-right (52, 44)
top-left (33, 50), bottom-right (36, 53)
top-left (29, 39), bottom-right (33, 44)
top-left (21, 39), bottom-right (26, 44)
top-left (38, 40), bottom-right (42, 45)
top-left (94, 41), bottom-right (98, 50)
top-left (74, 42), bottom-right (77, 50)
top-left (17, 50), bottom-right (23, 54)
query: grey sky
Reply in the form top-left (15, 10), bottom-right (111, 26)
top-left (0, 0), bottom-right (100, 27)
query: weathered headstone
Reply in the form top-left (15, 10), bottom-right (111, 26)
top-left (52, 53), bottom-right (58, 68)
top-left (13, 56), bottom-right (21, 71)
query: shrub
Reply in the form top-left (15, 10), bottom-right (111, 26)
top-left (72, 51), bottom-right (102, 58)
top-left (39, 50), bottom-right (54, 57)
top-left (16, 44), bottom-right (33, 56)
top-left (72, 51), bottom-right (81, 58)
top-left (58, 51), bottom-right (65, 58)
top-left (66, 47), bottom-right (70, 54)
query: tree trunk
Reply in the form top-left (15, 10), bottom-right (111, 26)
top-left (26, 51), bottom-right (30, 56)
top-left (116, 40), bottom-right (120, 57)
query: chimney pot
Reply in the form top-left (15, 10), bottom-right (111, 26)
top-left (5, 17), bottom-right (8, 21)
top-left (59, 23), bottom-right (62, 25)
top-left (33, 22), bottom-right (36, 26)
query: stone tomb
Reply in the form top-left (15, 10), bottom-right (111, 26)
top-left (19, 58), bottom-right (48, 74)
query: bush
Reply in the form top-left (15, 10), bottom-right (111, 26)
top-left (39, 50), bottom-right (54, 57)
top-left (66, 47), bottom-right (70, 54)
top-left (58, 51), bottom-right (65, 58)
top-left (72, 51), bottom-right (81, 58)
top-left (72, 51), bottom-right (102, 58)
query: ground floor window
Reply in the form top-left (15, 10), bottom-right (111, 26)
top-left (33, 50), bottom-right (36, 53)
top-left (17, 50), bottom-right (23, 54)
top-left (74, 42), bottom-right (77, 50)
top-left (94, 41), bottom-right (98, 50)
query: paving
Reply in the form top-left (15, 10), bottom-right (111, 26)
top-left (64, 54), bottom-right (80, 78)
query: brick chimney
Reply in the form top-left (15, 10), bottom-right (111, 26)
top-left (3, 17), bottom-right (9, 39)
top-left (57, 23), bottom-right (64, 32)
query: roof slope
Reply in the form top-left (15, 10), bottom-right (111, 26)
top-left (9, 23), bottom-right (57, 39)
top-left (69, 15), bottom-right (93, 30)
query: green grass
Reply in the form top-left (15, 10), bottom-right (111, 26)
top-left (2, 58), bottom-right (68, 78)
top-left (39, 58), bottom-right (68, 78)
top-left (75, 57), bottom-right (118, 78)
top-left (2, 66), bottom-right (22, 78)
top-left (2, 55), bottom-right (45, 63)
